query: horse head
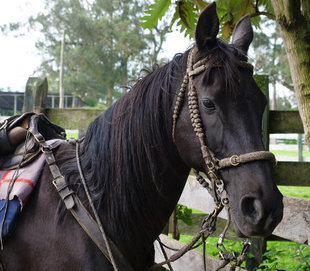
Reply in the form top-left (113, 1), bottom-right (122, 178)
top-left (174, 2), bottom-right (283, 238)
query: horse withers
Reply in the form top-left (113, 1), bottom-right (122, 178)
top-left (0, 2), bottom-right (283, 271)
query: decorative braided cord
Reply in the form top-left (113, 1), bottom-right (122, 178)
top-left (154, 47), bottom-right (262, 271)
top-left (218, 151), bottom-right (277, 169)
top-left (186, 49), bottom-right (222, 185)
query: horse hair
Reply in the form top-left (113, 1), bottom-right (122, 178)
top-left (59, 40), bottom-right (245, 266)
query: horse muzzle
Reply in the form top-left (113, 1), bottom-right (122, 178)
top-left (232, 190), bottom-right (284, 238)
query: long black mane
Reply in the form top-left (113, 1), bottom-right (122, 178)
top-left (61, 40), bottom-right (245, 267)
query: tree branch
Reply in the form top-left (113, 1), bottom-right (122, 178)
top-left (251, 11), bottom-right (275, 20)
top-left (250, 0), bottom-right (275, 20)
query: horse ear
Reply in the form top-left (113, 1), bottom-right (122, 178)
top-left (231, 15), bottom-right (253, 53)
top-left (195, 2), bottom-right (219, 51)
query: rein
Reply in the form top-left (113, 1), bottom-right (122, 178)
top-left (153, 48), bottom-right (277, 270)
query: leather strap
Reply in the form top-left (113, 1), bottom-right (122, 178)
top-left (218, 151), bottom-right (277, 169)
top-left (0, 128), bottom-right (14, 154)
top-left (70, 196), bottom-right (134, 271)
top-left (39, 139), bottom-right (134, 271)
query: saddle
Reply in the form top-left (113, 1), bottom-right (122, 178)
top-left (0, 113), bottom-right (66, 170)
top-left (0, 113), bottom-right (66, 240)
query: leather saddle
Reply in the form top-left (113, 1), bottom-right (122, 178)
top-left (0, 113), bottom-right (66, 170)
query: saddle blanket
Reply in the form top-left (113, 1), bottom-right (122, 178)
top-left (0, 153), bottom-right (46, 207)
top-left (0, 153), bottom-right (46, 238)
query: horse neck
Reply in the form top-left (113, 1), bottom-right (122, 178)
top-left (82, 104), bottom-right (190, 269)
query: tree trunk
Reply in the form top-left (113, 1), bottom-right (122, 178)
top-left (107, 87), bottom-right (113, 107)
top-left (271, 0), bottom-right (310, 149)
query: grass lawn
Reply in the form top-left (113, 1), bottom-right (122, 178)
top-left (177, 235), bottom-right (310, 270)
top-left (66, 131), bottom-right (79, 139)
top-left (180, 186), bottom-right (310, 270)
top-left (271, 149), bottom-right (310, 157)
top-left (278, 185), bottom-right (310, 199)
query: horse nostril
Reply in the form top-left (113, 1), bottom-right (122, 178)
top-left (241, 197), bottom-right (264, 225)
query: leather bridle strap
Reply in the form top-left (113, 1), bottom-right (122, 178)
top-left (35, 137), bottom-right (134, 271)
top-left (218, 151), bottom-right (277, 169)
top-left (172, 47), bottom-right (276, 176)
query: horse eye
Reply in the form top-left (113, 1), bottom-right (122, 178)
top-left (202, 98), bottom-right (215, 111)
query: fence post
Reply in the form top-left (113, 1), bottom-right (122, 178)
top-left (23, 77), bottom-right (48, 113)
top-left (245, 75), bottom-right (269, 270)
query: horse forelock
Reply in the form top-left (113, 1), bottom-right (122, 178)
top-left (194, 39), bottom-right (250, 95)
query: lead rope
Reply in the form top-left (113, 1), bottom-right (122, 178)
top-left (75, 141), bottom-right (119, 271)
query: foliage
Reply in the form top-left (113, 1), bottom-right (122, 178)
top-left (140, 0), bottom-right (275, 39)
top-left (176, 204), bottom-right (193, 225)
top-left (178, 235), bottom-right (310, 270)
top-left (26, 0), bottom-right (166, 106)
top-left (251, 17), bottom-right (295, 109)
top-left (256, 242), bottom-right (310, 271)
top-left (140, 0), bottom-right (172, 29)
top-left (141, 0), bottom-right (297, 111)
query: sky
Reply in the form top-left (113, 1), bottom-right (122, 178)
top-left (0, 0), bottom-right (191, 93)
top-left (0, 1), bottom-right (44, 92)
top-left (0, 0), bottom-right (291, 103)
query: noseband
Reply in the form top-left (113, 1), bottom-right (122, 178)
top-left (172, 47), bottom-right (276, 205)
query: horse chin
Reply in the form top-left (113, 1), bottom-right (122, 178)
top-left (230, 213), bottom-right (276, 238)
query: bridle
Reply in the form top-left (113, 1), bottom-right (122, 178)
top-left (152, 47), bottom-right (277, 270)
top-left (37, 48), bottom-right (276, 271)
top-left (172, 47), bottom-right (276, 205)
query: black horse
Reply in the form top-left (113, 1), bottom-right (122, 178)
top-left (0, 3), bottom-right (283, 271)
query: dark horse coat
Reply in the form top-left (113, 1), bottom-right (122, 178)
top-left (0, 2), bottom-right (283, 270)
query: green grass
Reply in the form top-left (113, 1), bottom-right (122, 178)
top-left (66, 132), bottom-right (79, 139)
top-left (176, 235), bottom-right (310, 270)
top-left (271, 150), bottom-right (310, 157)
top-left (178, 185), bottom-right (310, 270)
top-left (178, 234), bottom-right (243, 257)
top-left (278, 185), bottom-right (310, 199)
top-left (257, 241), bottom-right (310, 271)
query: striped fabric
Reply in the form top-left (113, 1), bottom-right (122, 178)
top-left (0, 153), bottom-right (46, 208)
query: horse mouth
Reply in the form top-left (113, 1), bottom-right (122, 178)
top-left (230, 206), bottom-right (283, 238)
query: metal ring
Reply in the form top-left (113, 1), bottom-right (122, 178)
top-left (207, 161), bottom-right (215, 170)
top-left (230, 155), bottom-right (240, 166)
top-left (0, 119), bottom-right (8, 130)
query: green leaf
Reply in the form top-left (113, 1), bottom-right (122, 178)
top-left (172, 1), bottom-right (198, 38)
top-left (176, 205), bottom-right (193, 225)
top-left (140, 0), bottom-right (171, 29)
top-left (193, 0), bottom-right (209, 11)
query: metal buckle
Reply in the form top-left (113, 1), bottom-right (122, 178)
top-left (0, 119), bottom-right (8, 130)
top-left (229, 155), bottom-right (240, 166)
top-left (52, 179), bottom-right (58, 188)
top-left (52, 175), bottom-right (64, 188)
top-left (207, 161), bottom-right (215, 170)
top-left (33, 133), bottom-right (45, 143)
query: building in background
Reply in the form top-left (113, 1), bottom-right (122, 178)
top-left (0, 92), bottom-right (86, 116)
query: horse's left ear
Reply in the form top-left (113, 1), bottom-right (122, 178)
top-left (195, 2), bottom-right (219, 50)
top-left (231, 15), bottom-right (253, 53)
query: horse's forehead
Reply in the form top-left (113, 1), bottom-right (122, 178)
top-left (195, 67), bottom-right (266, 111)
